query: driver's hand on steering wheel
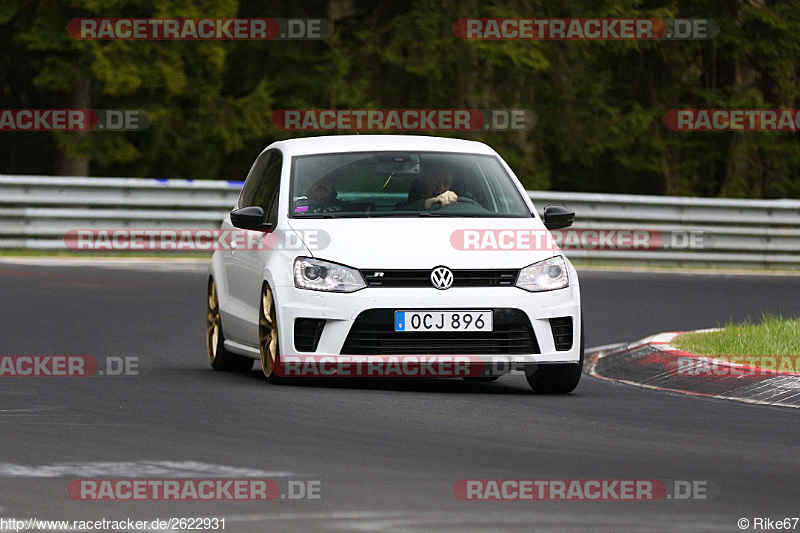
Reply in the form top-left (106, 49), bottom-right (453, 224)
top-left (425, 190), bottom-right (457, 210)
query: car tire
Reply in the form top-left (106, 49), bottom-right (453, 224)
top-left (526, 316), bottom-right (584, 394)
top-left (259, 283), bottom-right (284, 384)
top-left (207, 277), bottom-right (254, 372)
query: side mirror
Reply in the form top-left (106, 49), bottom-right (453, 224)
top-left (230, 206), bottom-right (273, 231)
top-left (543, 205), bottom-right (575, 230)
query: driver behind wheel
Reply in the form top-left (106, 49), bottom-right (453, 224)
top-left (404, 167), bottom-right (458, 210)
top-left (304, 175), bottom-right (355, 214)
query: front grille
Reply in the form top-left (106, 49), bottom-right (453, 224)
top-left (294, 318), bottom-right (325, 352)
top-left (361, 269), bottom-right (518, 288)
top-left (549, 316), bottom-right (573, 351)
top-left (341, 308), bottom-right (539, 355)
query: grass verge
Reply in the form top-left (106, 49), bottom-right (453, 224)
top-left (672, 315), bottom-right (800, 357)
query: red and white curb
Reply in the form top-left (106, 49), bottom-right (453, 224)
top-left (586, 331), bottom-right (800, 408)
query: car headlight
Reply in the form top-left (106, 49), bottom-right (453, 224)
top-left (294, 257), bottom-right (366, 292)
top-left (515, 256), bottom-right (569, 292)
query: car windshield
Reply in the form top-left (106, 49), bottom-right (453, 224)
top-left (289, 151), bottom-right (532, 218)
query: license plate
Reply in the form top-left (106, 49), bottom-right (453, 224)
top-left (394, 311), bottom-right (493, 332)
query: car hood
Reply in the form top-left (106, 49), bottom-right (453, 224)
top-left (286, 217), bottom-right (562, 270)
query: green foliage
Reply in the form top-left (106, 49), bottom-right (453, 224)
top-left (0, 0), bottom-right (798, 197)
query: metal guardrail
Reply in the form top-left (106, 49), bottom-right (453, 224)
top-left (1, 175), bottom-right (799, 268)
top-left (0, 176), bottom-right (241, 249)
top-left (527, 191), bottom-right (800, 268)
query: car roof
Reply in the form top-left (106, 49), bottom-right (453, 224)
top-left (264, 135), bottom-right (497, 157)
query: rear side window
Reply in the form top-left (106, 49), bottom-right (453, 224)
top-left (239, 150), bottom-right (283, 211)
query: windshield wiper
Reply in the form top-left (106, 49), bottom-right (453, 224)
top-left (417, 211), bottom-right (484, 217)
top-left (417, 212), bottom-right (457, 217)
top-left (298, 212), bottom-right (484, 218)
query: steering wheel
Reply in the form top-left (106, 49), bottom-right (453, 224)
top-left (435, 197), bottom-right (481, 209)
top-left (454, 197), bottom-right (480, 206)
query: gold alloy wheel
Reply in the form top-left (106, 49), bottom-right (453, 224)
top-left (207, 279), bottom-right (221, 364)
top-left (259, 285), bottom-right (279, 378)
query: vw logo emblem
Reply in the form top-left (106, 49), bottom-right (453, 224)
top-left (430, 266), bottom-right (454, 290)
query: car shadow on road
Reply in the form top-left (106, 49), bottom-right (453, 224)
top-left (265, 374), bottom-right (533, 394)
top-left (182, 366), bottom-right (591, 396)
top-left (248, 368), bottom-right (591, 395)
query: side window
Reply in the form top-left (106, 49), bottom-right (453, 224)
top-left (238, 150), bottom-right (283, 218)
top-left (265, 189), bottom-right (280, 227)
top-left (239, 151), bottom-right (271, 208)
top-left (254, 151), bottom-right (282, 212)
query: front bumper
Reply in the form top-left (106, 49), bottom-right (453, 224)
top-left (272, 284), bottom-right (581, 365)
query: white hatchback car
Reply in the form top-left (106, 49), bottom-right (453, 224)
top-left (207, 135), bottom-right (583, 393)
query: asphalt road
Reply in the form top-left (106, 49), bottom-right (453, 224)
top-left (1, 261), bottom-right (799, 532)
